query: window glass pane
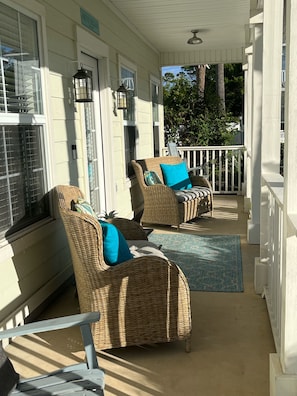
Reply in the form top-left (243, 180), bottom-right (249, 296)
top-left (0, 182), bottom-right (10, 233)
top-left (0, 125), bottom-right (48, 237)
top-left (121, 65), bottom-right (137, 177)
top-left (0, 3), bottom-right (43, 114)
top-left (152, 83), bottom-right (159, 122)
top-left (153, 125), bottom-right (160, 157)
top-left (0, 3), bottom-right (48, 238)
top-left (124, 126), bottom-right (136, 177)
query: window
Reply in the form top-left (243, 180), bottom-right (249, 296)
top-left (152, 82), bottom-right (159, 123)
top-left (0, 3), bottom-right (48, 238)
top-left (124, 125), bottom-right (136, 177)
top-left (121, 63), bottom-right (136, 177)
top-left (151, 80), bottom-right (160, 157)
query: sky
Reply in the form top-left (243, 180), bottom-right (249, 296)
top-left (162, 65), bottom-right (182, 76)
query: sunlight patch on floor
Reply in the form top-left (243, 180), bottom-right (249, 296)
top-left (7, 332), bottom-right (84, 378)
top-left (99, 350), bottom-right (162, 396)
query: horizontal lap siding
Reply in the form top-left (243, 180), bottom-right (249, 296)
top-left (1, 0), bottom-right (162, 328)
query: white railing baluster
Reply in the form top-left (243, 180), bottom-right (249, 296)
top-left (211, 150), bottom-right (215, 191)
top-left (238, 150), bottom-right (241, 193)
top-left (218, 150), bottom-right (222, 191)
top-left (225, 149), bottom-right (228, 192)
top-left (231, 150), bottom-right (235, 192)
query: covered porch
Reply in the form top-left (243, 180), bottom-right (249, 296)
top-left (1, 0), bottom-right (297, 394)
top-left (5, 195), bottom-right (275, 395)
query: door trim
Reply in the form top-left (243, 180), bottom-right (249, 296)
top-left (76, 26), bottom-right (115, 210)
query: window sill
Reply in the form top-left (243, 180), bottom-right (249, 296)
top-left (0, 217), bottom-right (57, 262)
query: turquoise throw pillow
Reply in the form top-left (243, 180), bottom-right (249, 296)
top-left (160, 162), bottom-right (192, 190)
top-left (74, 198), bottom-right (97, 218)
top-left (144, 170), bottom-right (163, 186)
top-left (99, 220), bottom-right (133, 265)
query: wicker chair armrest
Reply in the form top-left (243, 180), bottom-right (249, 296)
top-left (0, 312), bottom-right (100, 370)
top-left (108, 217), bottom-right (148, 240)
top-left (0, 312), bottom-right (100, 339)
top-left (143, 184), bottom-right (178, 205)
top-left (190, 175), bottom-right (212, 189)
top-left (107, 256), bottom-right (190, 292)
top-left (87, 256), bottom-right (189, 293)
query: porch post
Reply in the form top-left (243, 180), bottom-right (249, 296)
top-left (247, 14), bottom-right (263, 245)
top-left (255, 0), bottom-right (283, 295)
top-left (243, 47), bottom-right (253, 214)
top-left (270, 0), bottom-right (297, 394)
top-left (261, 0), bottom-right (282, 174)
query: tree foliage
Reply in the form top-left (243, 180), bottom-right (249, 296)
top-left (224, 63), bottom-right (244, 116)
top-left (163, 64), bottom-right (243, 146)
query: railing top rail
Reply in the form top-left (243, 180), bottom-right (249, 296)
top-left (177, 145), bottom-right (246, 151)
top-left (262, 173), bottom-right (284, 209)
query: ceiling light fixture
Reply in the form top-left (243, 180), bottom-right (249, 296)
top-left (187, 30), bottom-right (203, 45)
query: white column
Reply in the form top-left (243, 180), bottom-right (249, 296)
top-left (243, 47), bottom-right (253, 214)
top-left (255, 0), bottom-right (283, 294)
top-left (261, 2), bottom-right (282, 174)
top-left (270, 0), bottom-right (297, 394)
top-left (281, 0), bottom-right (297, 376)
top-left (247, 15), bottom-right (263, 245)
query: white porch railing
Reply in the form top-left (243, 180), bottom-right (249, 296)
top-left (262, 173), bottom-right (284, 352)
top-left (162, 145), bottom-right (245, 194)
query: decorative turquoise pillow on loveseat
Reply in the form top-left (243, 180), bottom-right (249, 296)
top-left (160, 162), bottom-right (192, 190)
top-left (99, 220), bottom-right (133, 266)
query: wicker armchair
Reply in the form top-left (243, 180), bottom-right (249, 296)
top-left (54, 185), bottom-right (192, 351)
top-left (131, 156), bottom-right (213, 229)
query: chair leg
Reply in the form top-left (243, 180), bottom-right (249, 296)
top-left (185, 336), bottom-right (191, 353)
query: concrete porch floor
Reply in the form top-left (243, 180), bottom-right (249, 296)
top-left (5, 195), bottom-right (275, 396)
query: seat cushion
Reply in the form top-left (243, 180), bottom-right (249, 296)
top-left (127, 240), bottom-right (167, 259)
top-left (99, 220), bottom-right (133, 265)
top-left (160, 162), bottom-right (192, 190)
top-left (174, 186), bottom-right (211, 203)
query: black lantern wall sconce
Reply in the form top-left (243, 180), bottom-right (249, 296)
top-left (73, 67), bottom-right (93, 102)
top-left (116, 83), bottom-right (128, 110)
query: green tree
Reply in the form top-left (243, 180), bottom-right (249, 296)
top-left (224, 63), bottom-right (244, 116)
top-left (163, 64), bottom-right (241, 146)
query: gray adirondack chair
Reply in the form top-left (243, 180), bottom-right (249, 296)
top-left (0, 312), bottom-right (104, 395)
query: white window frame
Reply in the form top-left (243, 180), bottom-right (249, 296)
top-left (0, 0), bottom-right (51, 244)
top-left (150, 75), bottom-right (161, 157)
top-left (118, 55), bottom-right (138, 179)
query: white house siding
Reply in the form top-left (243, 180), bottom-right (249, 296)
top-left (0, 0), bottom-right (162, 330)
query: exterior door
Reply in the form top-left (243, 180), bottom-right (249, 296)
top-left (81, 53), bottom-right (106, 215)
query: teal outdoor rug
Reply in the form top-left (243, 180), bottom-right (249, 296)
top-left (148, 233), bottom-right (243, 292)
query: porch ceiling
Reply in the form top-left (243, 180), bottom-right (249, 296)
top-left (103, 0), bottom-right (261, 66)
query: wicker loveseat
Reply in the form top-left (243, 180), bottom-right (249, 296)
top-left (131, 156), bottom-right (213, 229)
top-left (54, 185), bottom-right (192, 352)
